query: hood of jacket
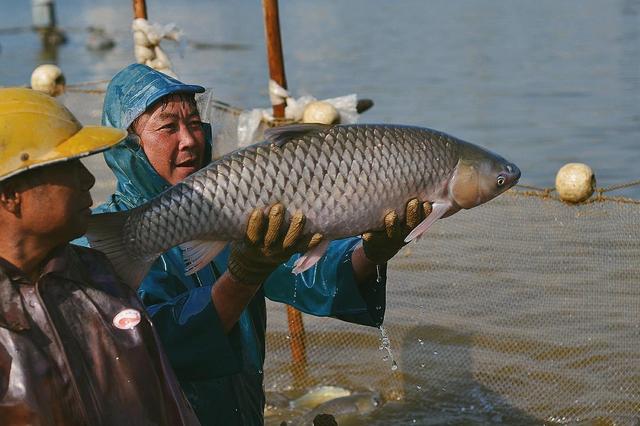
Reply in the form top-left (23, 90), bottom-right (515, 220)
top-left (101, 63), bottom-right (211, 206)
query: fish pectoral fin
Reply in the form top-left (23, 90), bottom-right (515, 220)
top-left (264, 123), bottom-right (333, 147)
top-left (292, 239), bottom-right (331, 274)
top-left (404, 202), bottom-right (451, 243)
top-left (180, 240), bottom-right (228, 275)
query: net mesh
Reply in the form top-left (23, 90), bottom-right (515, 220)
top-left (64, 88), bottom-right (640, 424)
top-left (265, 192), bottom-right (640, 425)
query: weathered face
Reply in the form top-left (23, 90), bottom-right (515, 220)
top-left (449, 142), bottom-right (521, 209)
top-left (132, 93), bottom-right (206, 185)
top-left (18, 160), bottom-right (96, 243)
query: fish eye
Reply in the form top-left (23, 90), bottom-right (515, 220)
top-left (497, 175), bottom-right (506, 187)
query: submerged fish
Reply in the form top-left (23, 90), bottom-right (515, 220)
top-left (264, 385), bottom-right (352, 417)
top-left (289, 385), bottom-right (352, 410)
top-left (291, 391), bottom-right (383, 426)
top-left (86, 123), bottom-right (520, 287)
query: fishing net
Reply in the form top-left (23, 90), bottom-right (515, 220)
top-left (64, 88), bottom-right (640, 425)
top-left (265, 191), bottom-right (640, 425)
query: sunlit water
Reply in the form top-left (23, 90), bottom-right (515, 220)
top-left (2, 1), bottom-right (640, 424)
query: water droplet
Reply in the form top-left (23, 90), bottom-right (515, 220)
top-left (378, 326), bottom-right (397, 371)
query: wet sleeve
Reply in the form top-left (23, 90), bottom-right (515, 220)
top-left (263, 237), bottom-right (387, 327)
top-left (138, 267), bottom-right (242, 380)
top-left (0, 342), bottom-right (11, 399)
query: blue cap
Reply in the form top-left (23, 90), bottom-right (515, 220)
top-left (102, 63), bottom-right (205, 129)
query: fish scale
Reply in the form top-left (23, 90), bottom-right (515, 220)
top-left (87, 123), bottom-right (520, 287)
top-left (131, 125), bottom-right (456, 256)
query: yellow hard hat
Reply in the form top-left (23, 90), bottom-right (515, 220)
top-left (0, 87), bottom-right (127, 182)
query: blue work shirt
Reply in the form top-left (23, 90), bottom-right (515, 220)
top-left (76, 64), bottom-right (388, 425)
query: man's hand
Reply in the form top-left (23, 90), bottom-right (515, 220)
top-left (361, 198), bottom-right (432, 264)
top-left (227, 204), bottom-right (317, 285)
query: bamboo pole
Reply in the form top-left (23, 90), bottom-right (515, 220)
top-left (262, 0), bottom-right (287, 119)
top-left (262, 0), bottom-right (308, 384)
top-left (31, 0), bottom-right (66, 47)
top-left (133, 0), bottom-right (148, 19)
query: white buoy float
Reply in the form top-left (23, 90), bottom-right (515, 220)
top-left (555, 163), bottom-right (596, 203)
top-left (30, 64), bottom-right (66, 97)
top-left (302, 101), bottom-right (340, 125)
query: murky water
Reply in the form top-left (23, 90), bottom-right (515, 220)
top-left (2, 1), bottom-right (640, 424)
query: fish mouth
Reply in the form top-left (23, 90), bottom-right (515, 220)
top-left (506, 163), bottom-right (521, 187)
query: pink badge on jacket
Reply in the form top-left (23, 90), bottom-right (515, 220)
top-left (112, 309), bottom-right (142, 330)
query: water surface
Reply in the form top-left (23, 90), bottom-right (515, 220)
top-left (1, 0), bottom-right (638, 194)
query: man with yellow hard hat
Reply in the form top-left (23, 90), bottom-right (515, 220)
top-left (0, 88), bottom-right (199, 425)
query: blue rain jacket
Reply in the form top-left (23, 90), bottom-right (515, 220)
top-left (78, 64), bottom-right (387, 425)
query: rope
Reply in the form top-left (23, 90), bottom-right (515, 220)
top-left (66, 88), bottom-right (105, 94)
top-left (208, 100), bottom-right (243, 116)
top-left (509, 188), bottom-right (640, 205)
top-left (599, 179), bottom-right (640, 193)
top-left (0, 26), bottom-right (32, 35)
top-left (65, 80), bottom-right (110, 94)
top-left (515, 183), bottom-right (553, 192)
top-left (66, 80), bottom-right (111, 88)
top-left (268, 79), bottom-right (289, 107)
top-left (131, 18), bottom-right (181, 78)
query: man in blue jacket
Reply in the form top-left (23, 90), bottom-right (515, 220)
top-left (83, 63), bottom-right (429, 425)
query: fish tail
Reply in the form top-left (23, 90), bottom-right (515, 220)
top-left (85, 211), bottom-right (153, 289)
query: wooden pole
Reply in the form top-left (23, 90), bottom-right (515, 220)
top-left (262, 0), bottom-right (308, 384)
top-left (133, 0), bottom-right (148, 19)
top-left (31, 0), bottom-right (66, 47)
top-left (262, 0), bottom-right (287, 119)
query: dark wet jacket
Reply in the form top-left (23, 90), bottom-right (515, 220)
top-left (0, 244), bottom-right (199, 426)
top-left (76, 64), bottom-right (388, 425)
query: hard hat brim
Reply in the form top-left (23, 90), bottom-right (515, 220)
top-left (1, 126), bottom-right (127, 181)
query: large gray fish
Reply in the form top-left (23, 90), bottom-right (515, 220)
top-left (86, 124), bottom-right (520, 287)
